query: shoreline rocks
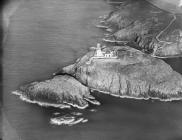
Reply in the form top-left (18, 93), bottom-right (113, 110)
top-left (13, 75), bottom-right (100, 109)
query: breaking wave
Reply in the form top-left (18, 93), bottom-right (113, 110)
top-left (12, 90), bottom-right (93, 126)
top-left (12, 90), bottom-right (71, 109)
top-left (91, 88), bottom-right (182, 102)
top-left (50, 115), bottom-right (88, 126)
top-left (50, 110), bottom-right (89, 126)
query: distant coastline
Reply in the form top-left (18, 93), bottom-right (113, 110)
top-left (146, 0), bottom-right (182, 14)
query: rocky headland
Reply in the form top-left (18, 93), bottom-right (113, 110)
top-left (13, 75), bottom-right (100, 109)
top-left (13, 45), bottom-right (182, 109)
top-left (12, 0), bottom-right (182, 109)
top-left (97, 0), bottom-right (182, 58)
top-left (61, 45), bottom-right (182, 100)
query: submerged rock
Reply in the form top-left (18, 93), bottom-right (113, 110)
top-left (50, 115), bottom-right (88, 126)
top-left (13, 75), bottom-right (100, 109)
top-left (61, 46), bottom-right (182, 100)
top-left (98, 0), bottom-right (182, 57)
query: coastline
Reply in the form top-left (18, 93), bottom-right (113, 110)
top-left (12, 91), bottom-right (90, 109)
top-left (91, 88), bottom-right (182, 102)
top-left (146, 0), bottom-right (182, 14)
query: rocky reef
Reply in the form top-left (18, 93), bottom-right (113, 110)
top-left (61, 46), bottom-right (182, 100)
top-left (98, 0), bottom-right (182, 57)
top-left (13, 75), bottom-right (100, 109)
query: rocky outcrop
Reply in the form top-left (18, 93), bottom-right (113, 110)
top-left (61, 46), bottom-right (182, 100)
top-left (98, 0), bottom-right (182, 57)
top-left (13, 45), bottom-right (182, 108)
top-left (13, 75), bottom-right (100, 109)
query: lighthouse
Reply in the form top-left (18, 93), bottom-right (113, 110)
top-left (95, 43), bottom-right (104, 57)
top-left (92, 43), bottom-right (118, 59)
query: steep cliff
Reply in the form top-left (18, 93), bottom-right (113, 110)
top-left (62, 46), bottom-right (182, 100)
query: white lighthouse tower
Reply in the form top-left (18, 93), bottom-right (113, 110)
top-left (92, 43), bottom-right (118, 59)
top-left (95, 43), bottom-right (104, 57)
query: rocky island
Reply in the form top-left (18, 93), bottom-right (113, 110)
top-left (13, 44), bottom-right (182, 109)
top-left (13, 75), bottom-right (100, 109)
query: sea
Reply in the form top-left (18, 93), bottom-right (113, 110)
top-left (2, 0), bottom-right (182, 140)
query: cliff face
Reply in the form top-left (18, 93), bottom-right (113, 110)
top-left (16, 75), bottom-right (100, 109)
top-left (13, 46), bottom-right (182, 109)
top-left (62, 46), bottom-right (182, 100)
top-left (99, 0), bottom-right (182, 57)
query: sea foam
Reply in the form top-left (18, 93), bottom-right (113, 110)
top-left (12, 90), bottom-right (71, 109)
top-left (50, 115), bottom-right (88, 126)
top-left (91, 88), bottom-right (182, 102)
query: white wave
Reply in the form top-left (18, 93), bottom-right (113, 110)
top-left (89, 109), bottom-right (97, 112)
top-left (95, 24), bottom-right (109, 29)
top-left (106, 28), bottom-right (113, 32)
top-left (151, 54), bottom-right (182, 59)
top-left (87, 95), bottom-right (95, 99)
top-left (68, 118), bottom-right (85, 126)
top-left (12, 91), bottom-right (71, 109)
top-left (84, 98), bottom-right (101, 105)
top-left (98, 15), bottom-right (108, 19)
top-left (12, 90), bottom-right (91, 109)
top-left (90, 88), bottom-right (182, 102)
top-left (63, 102), bottom-right (89, 109)
top-left (50, 116), bottom-right (75, 126)
top-left (81, 119), bottom-right (88, 123)
top-left (71, 112), bottom-right (83, 116)
top-left (53, 112), bottom-right (60, 115)
top-left (50, 115), bottom-right (88, 126)
top-left (102, 38), bottom-right (128, 44)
